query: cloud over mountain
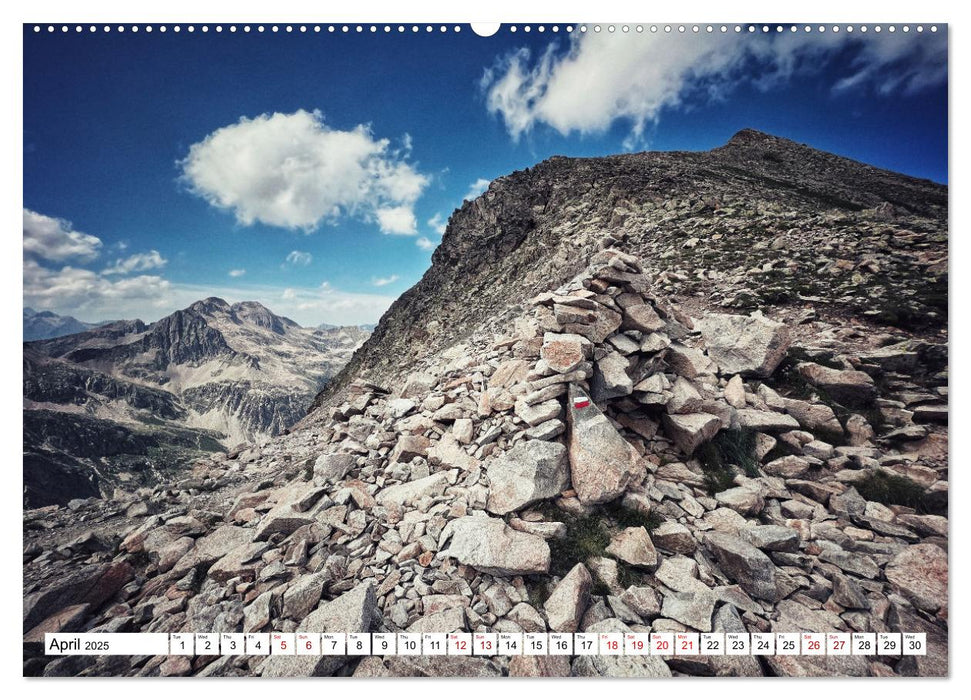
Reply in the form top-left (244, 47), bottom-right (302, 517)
top-left (483, 29), bottom-right (947, 143)
top-left (103, 250), bottom-right (167, 275)
top-left (23, 209), bottom-right (103, 263)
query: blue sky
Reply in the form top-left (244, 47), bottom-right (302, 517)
top-left (23, 25), bottom-right (948, 326)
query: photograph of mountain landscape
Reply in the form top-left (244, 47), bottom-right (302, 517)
top-left (23, 22), bottom-right (948, 679)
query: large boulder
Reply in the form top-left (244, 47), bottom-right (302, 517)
top-left (703, 532), bottom-right (781, 602)
top-left (541, 332), bottom-right (592, 374)
top-left (782, 397), bottom-right (844, 437)
top-left (313, 453), bottom-right (357, 485)
top-left (566, 385), bottom-right (645, 504)
top-left (605, 527), bottom-right (658, 568)
top-left (173, 525), bottom-right (255, 572)
top-left (543, 562), bottom-right (592, 632)
top-left (23, 562), bottom-right (133, 633)
top-left (662, 413), bottom-right (722, 455)
top-left (885, 543), bottom-right (948, 613)
top-left (591, 351), bottom-right (633, 402)
top-left (714, 487), bottom-right (764, 516)
top-left (697, 312), bottom-right (791, 378)
top-left (390, 434), bottom-right (431, 463)
top-left (660, 589), bottom-right (717, 632)
top-left (486, 440), bottom-right (570, 515)
top-left (253, 483), bottom-right (325, 541)
top-left (560, 303), bottom-right (623, 343)
top-left (260, 582), bottom-right (377, 677)
top-left (797, 363), bottom-right (877, 406)
top-left (376, 472), bottom-right (450, 508)
top-left (445, 516), bottom-right (550, 576)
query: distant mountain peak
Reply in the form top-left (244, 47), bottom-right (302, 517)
top-left (188, 297), bottom-right (231, 314)
top-left (23, 307), bottom-right (105, 341)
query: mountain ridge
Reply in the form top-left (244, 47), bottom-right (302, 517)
top-left (307, 129), bottom-right (946, 418)
top-left (23, 297), bottom-right (372, 506)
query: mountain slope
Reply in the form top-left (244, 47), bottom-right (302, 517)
top-left (23, 299), bottom-right (370, 505)
top-left (309, 129), bottom-right (946, 416)
top-left (27, 298), bottom-right (370, 443)
top-left (23, 246), bottom-right (948, 677)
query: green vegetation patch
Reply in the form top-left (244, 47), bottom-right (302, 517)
top-left (603, 502), bottom-right (662, 531)
top-left (698, 428), bottom-right (760, 494)
top-left (855, 471), bottom-right (932, 513)
top-left (536, 501), bottom-right (660, 583)
top-left (547, 512), bottom-right (611, 578)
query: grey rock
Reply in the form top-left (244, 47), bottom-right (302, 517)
top-left (704, 532), bottom-right (781, 602)
top-left (740, 525), bottom-right (799, 552)
top-left (486, 440), bottom-right (570, 515)
top-left (591, 351), bottom-right (633, 402)
top-left (544, 563), bottom-right (592, 632)
top-left (566, 384), bottom-right (644, 504)
top-left (605, 527), bottom-right (658, 568)
top-left (282, 572), bottom-right (328, 621)
top-left (797, 363), bottom-right (877, 406)
top-left (390, 434), bottom-right (431, 463)
top-left (715, 487), bottom-right (764, 516)
top-left (660, 589), bottom-right (717, 632)
top-left (515, 398), bottom-right (562, 427)
top-left (697, 312), bottom-right (791, 378)
top-left (173, 525), bottom-right (254, 574)
top-left (313, 453), bottom-right (357, 484)
top-left (621, 586), bottom-right (661, 619)
top-left (885, 543), bottom-right (947, 612)
top-left (376, 472), bottom-right (449, 508)
top-left (763, 455), bottom-right (813, 479)
top-left (651, 521), bottom-right (696, 554)
top-left (663, 413), bottom-right (721, 455)
top-left (736, 409), bottom-right (800, 431)
top-left (446, 516), bottom-right (550, 576)
top-left (525, 418), bottom-right (566, 440)
top-left (622, 303), bottom-right (666, 333)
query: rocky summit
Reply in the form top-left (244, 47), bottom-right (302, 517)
top-left (23, 132), bottom-right (948, 678)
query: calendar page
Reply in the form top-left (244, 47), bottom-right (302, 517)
top-left (21, 13), bottom-right (948, 681)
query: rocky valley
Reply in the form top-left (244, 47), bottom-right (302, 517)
top-left (23, 131), bottom-right (948, 678)
top-left (23, 299), bottom-right (370, 507)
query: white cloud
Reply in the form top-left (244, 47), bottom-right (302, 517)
top-left (371, 274), bottom-right (400, 287)
top-left (23, 209), bottom-right (103, 263)
top-left (228, 268), bottom-right (246, 278)
top-left (180, 109), bottom-right (428, 233)
top-left (376, 206), bottom-right (417, 235)
top-left (103, 250), bottom-right (167, 275)
top-left (482, 30), bottom-right (948, 142)
top-left (464, 178), bottom-right (491, 201)
top-left (24, 259), bottom-right (394, 327)
top-left (428, 213), bottom-right (447, 235)
top-left (416, 236), bottom-right (436, 251)
top-left (23, 258), bottom-right (171, 318)
top-left (284, 250), bottom-right (313, 267)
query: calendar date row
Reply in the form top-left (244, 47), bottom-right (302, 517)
top-left (46, 631), bottom-right (927, 658)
